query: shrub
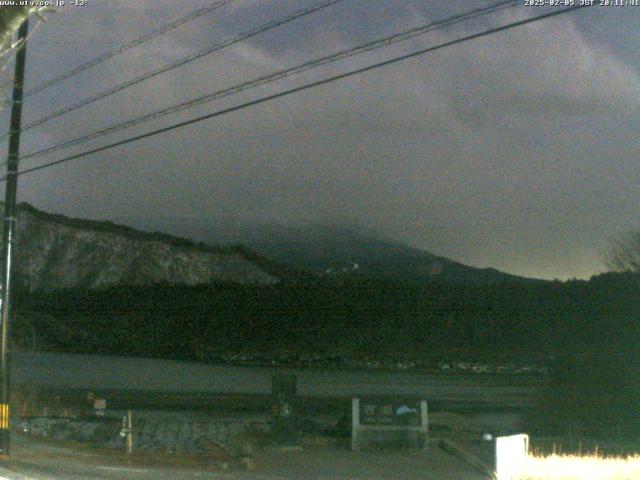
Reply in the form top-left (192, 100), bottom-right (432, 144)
top-left (527, 341), bottom-right (640, 439)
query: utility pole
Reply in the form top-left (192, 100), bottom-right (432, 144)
top-left (0, 17), bottom-right (29, 457)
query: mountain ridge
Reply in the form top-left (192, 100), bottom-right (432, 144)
top-left (9, 202), bottom-right (289, 290)
top-left (7, 203), bottom-right (541, 290)
top-left (206, 222), bottom-right (542, 284)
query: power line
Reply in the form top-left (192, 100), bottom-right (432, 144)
top-left (0, 0), bottom-right (346, 141)
top-left (17, 0), bottom-right (520, 164)
top-left (8, 4), bottom-right (588, 180)
top-left (0, 0), bottom-right (238, 106)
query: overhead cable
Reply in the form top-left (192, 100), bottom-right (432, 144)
top-left (17, 0), bottom-right (520, 163)
top-left (8, 4), bottom-right (588, 179)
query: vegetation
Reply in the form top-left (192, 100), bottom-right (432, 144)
top-left (522, 273), bottom-right (640, 441)
top-left (12, 271), bottom-right (638, 359)
top-left (509, 453), bottom-right (640, 480)
top-left (606, 228), bottom-right (640, 272)
top-left (12, 271), bottom-right (640, 440)
top-left (528, 346), bottom-right (640, 440)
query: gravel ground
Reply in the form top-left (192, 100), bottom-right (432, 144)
top-left (1, 432), bottom-right (490, 480)
top-left (0, 408), bottom-right (523, 479)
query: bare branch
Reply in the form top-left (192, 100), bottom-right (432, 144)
top-left (606, 230), bottom-right (640, 272)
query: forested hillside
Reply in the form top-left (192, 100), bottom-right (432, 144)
top-left (13, 272), bottom-right (639, 369)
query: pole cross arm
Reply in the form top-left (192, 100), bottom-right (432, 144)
top-left (0, 7), bottom-right (32, 56)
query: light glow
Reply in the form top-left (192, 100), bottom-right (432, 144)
top-left (508, 453), bottom-right (640, 480)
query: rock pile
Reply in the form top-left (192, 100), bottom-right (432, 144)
top-left (17, 413), bottom-right (269, 457)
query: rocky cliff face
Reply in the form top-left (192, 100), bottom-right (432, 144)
top-left (9, 203), bottom-right (280, 291)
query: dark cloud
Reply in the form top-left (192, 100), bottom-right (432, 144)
top-left (0, 0), bottom-right (638, 280)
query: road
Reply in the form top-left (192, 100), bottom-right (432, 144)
top-left (4, 352), bottom-right (514, 479)
top-left (0, 434), bottom-right (489, 480)
top-left (11, 352), bottom-right (541, 409)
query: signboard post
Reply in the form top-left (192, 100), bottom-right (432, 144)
top-left (93, 398), bottom-right (106, 417)
top-left (351, 396), bottom-right (428, 450)
top-left (271, 374), bottom-right (298, 448)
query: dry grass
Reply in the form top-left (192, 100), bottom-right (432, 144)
top-left (511, 453), bottom-right (640, 480)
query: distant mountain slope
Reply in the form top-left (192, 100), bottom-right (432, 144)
top-left (11, 203), bottom-right (283, 290)
top-left (211, 223), bottom-right (540, 284)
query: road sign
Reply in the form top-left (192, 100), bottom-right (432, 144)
top-left (93, 398), bottom-right (106, 416)
top-left (352, 396), bottom-right (428, 450)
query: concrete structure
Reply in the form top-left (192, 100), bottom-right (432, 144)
top-left (351, 397), bottom-right (428, 450)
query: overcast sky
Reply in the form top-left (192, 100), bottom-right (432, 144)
top-left (0, 0), bottom-right (638, 280)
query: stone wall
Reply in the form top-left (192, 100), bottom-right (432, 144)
top-left (17, 412), bottom-right (270, 458)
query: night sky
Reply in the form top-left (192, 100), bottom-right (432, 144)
top-left (0, 0), bottom-right (638, 280)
